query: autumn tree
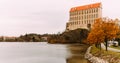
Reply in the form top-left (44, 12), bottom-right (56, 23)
top-left (87, 18), bottom-right (105, 49)
top-left (87, 18), bottom-right (119, 51)
top-left (115, 30), bottom-right (120, 46)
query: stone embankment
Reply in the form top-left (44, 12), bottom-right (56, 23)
top-left (85, 46), bottom-right (108, 63)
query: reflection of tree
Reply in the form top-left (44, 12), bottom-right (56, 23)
top-left (66, 56), bottom-right (90, 63)
top-left (66, 44), bottom-right (90, 63)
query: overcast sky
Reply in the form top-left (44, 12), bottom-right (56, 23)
top-left (0, 0), bottom-right (120, 36)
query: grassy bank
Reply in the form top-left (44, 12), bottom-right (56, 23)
top-left (110, 46), bottom-right (120, 50)
top-left (90, 45), bottom-right (120, 63)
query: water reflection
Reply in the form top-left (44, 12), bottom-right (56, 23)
top-left (0, 42), bottom-right (90, 63)
top-left (66, 44), bottom-right (90, 63)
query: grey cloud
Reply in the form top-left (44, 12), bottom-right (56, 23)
top-left (0, 0), bottom-right (119, 36)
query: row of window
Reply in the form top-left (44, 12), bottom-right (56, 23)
top-left (70, 8), bottom-right (99, 16)
top-left (68, 20), bottom-right (94, 26)
top-left (70, 14), bottom-right (98, 20)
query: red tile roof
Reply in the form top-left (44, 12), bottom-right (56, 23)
top-left (70, 3), bottom-right (101, 12)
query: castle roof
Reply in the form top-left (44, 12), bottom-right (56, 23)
top-left (70, 3), bottom-right (101, 12)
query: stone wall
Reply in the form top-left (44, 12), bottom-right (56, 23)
top-left (84, 46), bottom-right (108, 63)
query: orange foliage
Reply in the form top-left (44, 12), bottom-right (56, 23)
top-left (87, 18), bottom-right (119, 45)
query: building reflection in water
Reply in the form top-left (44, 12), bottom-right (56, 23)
top-left (66, 44), bottom-right (91, 63)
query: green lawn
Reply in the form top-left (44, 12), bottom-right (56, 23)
top-left (110, 45), bottom-right (120, 50)
top-left (90, 45), bottom-right (120, 63)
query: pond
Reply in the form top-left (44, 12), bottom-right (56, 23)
top-left (0, 42), bottom-right (90, 63)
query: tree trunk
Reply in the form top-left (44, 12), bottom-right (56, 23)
top-left (100, 43), bottom-right (101, 50)
top-left (105, 39), bottom-right (108, 51)
top-left (95, 44), bottom-right (97, 47)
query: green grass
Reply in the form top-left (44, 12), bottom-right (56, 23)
top-left (110, 45), bottom-right (120, 50)
top-left (90, 45), bottom-right (120, 63)
top-left (90, 45), bottom-right (120, 59)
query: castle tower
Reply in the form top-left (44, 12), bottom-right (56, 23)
top-left (66, 3), bottom-right (102, 31)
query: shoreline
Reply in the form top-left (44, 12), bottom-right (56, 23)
top-left (85, 46), bottom-right (108, 63)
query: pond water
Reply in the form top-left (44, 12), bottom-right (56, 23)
top-left (0, 42), bottom-right (90, 63)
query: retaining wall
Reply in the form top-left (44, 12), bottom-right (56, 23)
top-left (84, 46), bottom-right (108, 63)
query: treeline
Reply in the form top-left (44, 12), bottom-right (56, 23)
top-left (16, 34), bottom-right (48, 42)
top-left (0, 28), bottom-right (89, 43)
top-left (0, 33), bottom-right (48, 42)
top-left (48, 28), bottom-right (89, 44)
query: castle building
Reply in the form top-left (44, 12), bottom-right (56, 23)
top-left (66, 3), bottom-right (102, 31)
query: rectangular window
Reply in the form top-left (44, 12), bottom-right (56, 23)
top-left (84, 20), bottom-right (86, 24)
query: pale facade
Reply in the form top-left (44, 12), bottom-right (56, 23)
top-left (66, 3), bottom-right (102, 31)
top-left (115, 18), bottom-right (120, 26)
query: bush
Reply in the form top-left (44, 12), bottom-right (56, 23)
top-left (48, 28), bottom-right (89, 44)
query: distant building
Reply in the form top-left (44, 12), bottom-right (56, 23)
top-left (41, 37), bottom-right (48, 41)
top-left (108, 41), bottom-right (119, 47)
top-left (66, 3), bottom-right (102, 31)
top-left (114, 18), bottom-right (120, 27)
top-left (0, 36), bottom-right (17, 41)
